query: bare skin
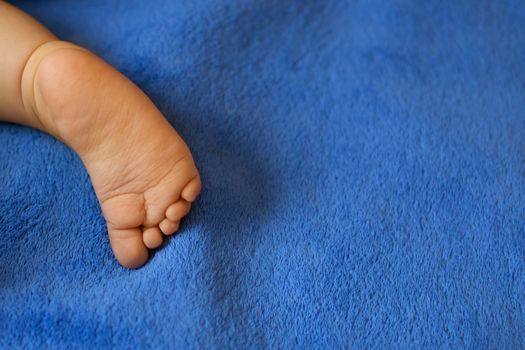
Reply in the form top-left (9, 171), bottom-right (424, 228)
top-left (0, 2), bottom-right (201, 268)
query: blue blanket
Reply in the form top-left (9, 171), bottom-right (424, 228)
top-left (1, 0), bottom-right (524, 348)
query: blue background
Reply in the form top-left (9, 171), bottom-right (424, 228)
top-left (1, 0), bottom-right (524, 348)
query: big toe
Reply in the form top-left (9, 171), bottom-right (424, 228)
top-left (108, 227), bottom-right (149, 268)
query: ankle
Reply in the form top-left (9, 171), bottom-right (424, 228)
top-left (21, 40), bottom-right (87, 139)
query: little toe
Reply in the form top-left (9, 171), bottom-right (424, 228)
top-left (143, 227), bottom-right (164, 249)
top-left (181, 175), bottom-right (202, 202)
top-left (165, 200), bottom-right (191, 221)
top-left (107, 227), bottom-right (149, 269)
top-left (159, 218), bottom-right (180, 236)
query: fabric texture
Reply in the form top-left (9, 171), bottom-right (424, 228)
top-left (1, 0), bottom-right (524, 348)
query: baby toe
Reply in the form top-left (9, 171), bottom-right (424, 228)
top-left (181, 175), bottom-right (201, 202)
top-left (165, 200), bottom-right (191, 221)
top-left (143, 227), bottom-right (164, 249)
top-left (159, 218), bottom-right (180, 236)
top-left (107, 227), bottom-right (149, 269)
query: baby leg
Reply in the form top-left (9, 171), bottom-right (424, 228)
top-left (0, 1), bottom-right (201, 268)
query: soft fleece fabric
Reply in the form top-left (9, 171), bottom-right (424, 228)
top-left (1, 0), bottom-right (524, 348)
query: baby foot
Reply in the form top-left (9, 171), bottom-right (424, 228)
top-left (22, 41), bottom-right (201, 268)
